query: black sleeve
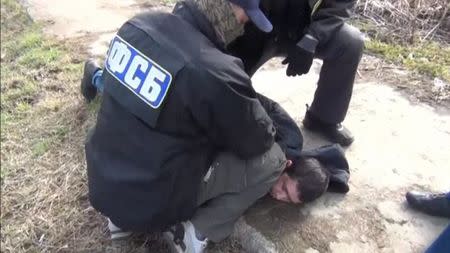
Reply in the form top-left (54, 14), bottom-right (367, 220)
top-left (298, 0), bottom-right (356, 52)
top-left (186, 68), bottom-right (276, 159)
top-left (256, 93), bottom-right (303, 160)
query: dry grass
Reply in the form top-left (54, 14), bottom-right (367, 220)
top-left (355, 0), bottom-right (450, 44)
top-left (0, 0), bottom-right (110, 251)
top-left (354, 0), bottom-right (450, 84)
top-left (0, 0), bottom-right (165, 250)
top-left (0, 1), bottom-right (241, 252)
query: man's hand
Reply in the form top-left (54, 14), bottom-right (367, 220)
top-left (282, 46), bottom-right (314, 77)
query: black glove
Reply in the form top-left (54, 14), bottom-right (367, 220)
top-left (282, 45), bottom-right (314, 77)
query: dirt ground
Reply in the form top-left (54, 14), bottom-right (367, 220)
top-left (2, 0), bottom-right (449, 252)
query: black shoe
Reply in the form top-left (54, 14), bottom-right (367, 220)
top-left (81, 59), bottom-right (100, 102)
top-left (406, 191), bottom-right (450, 218)
top-left (303, 110), bottom-right (354, 146)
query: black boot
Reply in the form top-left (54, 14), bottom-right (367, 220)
top-left (406, 191), bottom-right (450, 218)
top-left (303, 110), bottom-right (354, 146)
top-left (80, 59), bottom-right (100, 102)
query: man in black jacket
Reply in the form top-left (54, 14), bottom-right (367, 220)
top-left (84, 0), bottom-right (289, 252)
top-left (84, 68), bottom-right (350, 252)
top-left (228, 0), bottom-right (365, 146)
top-left (82, 1), bottom-right (352, 252)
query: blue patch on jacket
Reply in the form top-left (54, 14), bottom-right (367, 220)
top-left (105, 35), bottom-right (172, 109)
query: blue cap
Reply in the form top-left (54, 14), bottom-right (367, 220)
top-left (228, 0), bottom-right (273, 33)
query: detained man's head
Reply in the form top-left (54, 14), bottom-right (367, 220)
top-left (270, 157), bottom-right (330, 204)
top-left (192, 0), bottom-right (272, 46)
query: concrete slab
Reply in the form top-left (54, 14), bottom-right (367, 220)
top-left (24, 1), bottom-right (450, 252)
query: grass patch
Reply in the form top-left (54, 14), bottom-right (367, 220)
top-left (161, 0), bottom-right (178, 4)
top-left (31, 126), bottom-right (69, 157)
top-left (0, 0), bottom-right (104, 252)
top-left (18, 45), bottom-right (61, 68)
top-left (1, 112), bottom-right (11, 127)
top-left (2, 80), bottom-right (38, 107)
top-left (31, 139), bottom-right (51, 157)
top-left (355, 18), bottom-right (450, 82)
top-left (2, 25), bottom-right (62, 68)
top-left (365, 40), bottom-right (450, 82)
top-left (0, 0), bottom-right (32, 32)
top-left (87, 96), bottom-right (102, 113)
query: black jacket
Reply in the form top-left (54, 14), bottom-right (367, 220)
top-left (86, 1), bottom-right (275, 232)
top-left (228, 0), bottom-right (356, 74)
top-left (265, 0), bottom-right (356, 50)
top-left (257, 93), bottom-right (303, 159)
top-left (297, 0), bottom-right (356, 52)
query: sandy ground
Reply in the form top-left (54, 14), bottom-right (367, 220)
top-left (24, 0), bottom-right (450, 252)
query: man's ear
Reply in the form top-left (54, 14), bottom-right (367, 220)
top-left (286, 160), bottom-right (293, 168)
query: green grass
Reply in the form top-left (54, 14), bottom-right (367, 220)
top-left (161, 0), bottom-right (178, 4)
top-left (32, 139), bottom-right (51, 157)
top-left (30, 126), bottom-right (69, 157)
top-left (87, 96), bottom-right (102, 113)
top-left (0, 0), bottom-right (33, 31)
top-left (353, 19), bottom-right (450, 82)
top-left (0, 3), bottom-right (84, 181)
top-left (365, 40), bottom-right (450, 82)
top-left (1, 1), bottom-right (97, 252)
top-left (1, 33), bottom-right (57, 113)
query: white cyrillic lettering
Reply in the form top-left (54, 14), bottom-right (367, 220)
top-left (108, 41), bottom-right (131, 74)
top-left (140, 67), bottom-right (165, 103)
top-left (124, 55), bottom-right (149, 89)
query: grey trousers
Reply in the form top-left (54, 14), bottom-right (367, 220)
top-left (191, 143), bottom-right (286, 242)
top-left (235, 24), bottom-right (365, 124)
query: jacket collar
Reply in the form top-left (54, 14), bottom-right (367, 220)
top-left (172, 0), bottom-right (226, 51)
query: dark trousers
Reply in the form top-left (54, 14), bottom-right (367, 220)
top-left (229, 23), bottom-right (365, 124)
top-left (192, 143), bottom-right (286, 242)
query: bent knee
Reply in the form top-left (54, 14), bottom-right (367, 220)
top-left (342, 25), bottom-right (365, 56)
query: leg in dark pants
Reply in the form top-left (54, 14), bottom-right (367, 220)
top-left (310, 24), bottom-right (364, 124)
top-left (229, 23), bottom-right (364, 145)
top-left (192, 143), bottom-right (286, 242)
top-left (231, 23), bottom-right (364, 124)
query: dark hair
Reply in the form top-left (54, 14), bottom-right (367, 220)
top-left (286, 157), bottom-right (330, 203)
